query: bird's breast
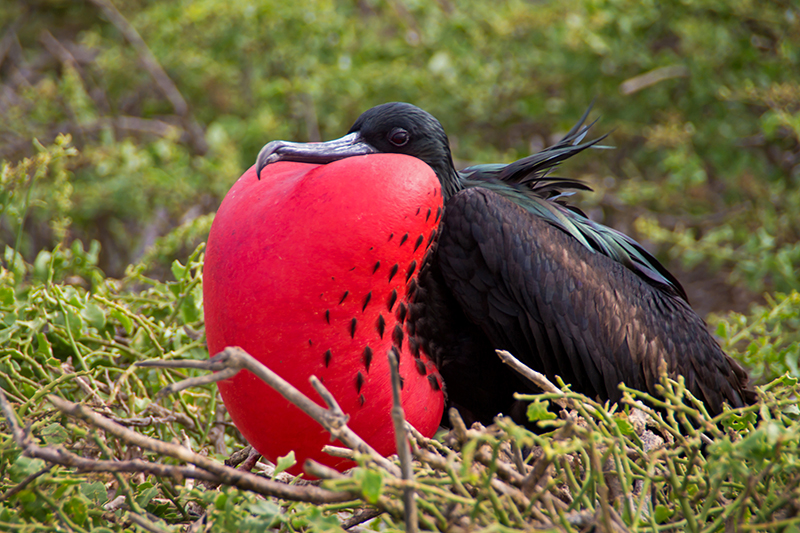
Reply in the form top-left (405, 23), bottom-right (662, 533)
top-left (204, 155), bottom-right (445, 473)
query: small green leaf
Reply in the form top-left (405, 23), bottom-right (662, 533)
top-left (80, 303), bottom-right (106, 330)
top-left (63, 496), bottom-right (88, 526)
top-left (215, 491), bottom-right (228, 509)
top-left (180, 291), bottom-right (200, 324)
top-left (615, 416), bottom-right (634, 436)
top-left (273, 451), bottom-right (296, 478)
top-left (57, 308), bottom-right (83, 336)
top-left (171, 260), bottom-right (187, 281)
top-left (0, 286), bottom-right (14, 306)
top-left (136, 484), bottom-right (159, 507)
top-left (10, 456), bottom-right (46, 483)
top-left (111, 309), bottom-right (134, 335)
top-left (41, 423), bottom-right (69, 445)
top-left (33, 251), bottom-right (52, 281)
top-left (80, 481), bottom-right (108, 504)
top-left (133, 397), bottom-right (151, 412)
top-left (0, 327), bottom-right (16, 345)
top-left (526, 399), bottom-right (556, 422)
top-left (35, 333), bottom-right (52, 359)
top-left (654, 504), bottom-right (674, 523)
top-left (360, 469), bottom-right (383, 504)
top-left (168, 282), bottom-right (182, 297)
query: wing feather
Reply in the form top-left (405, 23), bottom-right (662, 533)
top-left (436, 187), bottom-right (751, 414)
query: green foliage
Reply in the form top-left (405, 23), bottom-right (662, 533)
top-left (1, 0), bottom-right (798, 290)
top-left (1, 136), bottom-right (78, 263)
top-left (1, 229), bottom-right (799, 529)
top-left (712, 291), bottom-right (800, 384)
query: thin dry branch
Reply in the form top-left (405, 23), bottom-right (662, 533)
top-left (48, 394), bottom-right (354, 502)
top-left (497, 349), bottom-right (575, 411)
top-left (0, 464), bottom-right (53, 502)
top-left (139, 347), bottom-right (402, 476)
top-left (496, 349), bottom-right (561, 395)
top-left (0, 385), bottom-right (353, 504)
top-left (388, 349), bottom-right (417, 533)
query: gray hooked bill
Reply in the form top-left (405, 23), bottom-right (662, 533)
top-left (256, 132), bottom-right (378, 179)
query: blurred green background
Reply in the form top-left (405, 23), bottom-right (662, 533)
top-left (2, 0), bottom-right (798, 313)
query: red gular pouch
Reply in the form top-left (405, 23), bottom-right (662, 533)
top-left (204, 154), bottom-right (445, 475)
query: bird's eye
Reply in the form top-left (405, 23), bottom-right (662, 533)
top-left (389, 128), bottom-right (409, 147)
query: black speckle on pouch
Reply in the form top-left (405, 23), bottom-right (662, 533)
top-left (405, 260), bottom-right (417, 281)
top-left (377, 314), bottom-right (386, 338)
top-left (363, 345), bottom-right (373, 371)
top-left (362, 291), bottom-right (372, 312)
top-left (413, 234), bottom-right (424, 252)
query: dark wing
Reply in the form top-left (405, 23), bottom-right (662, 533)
top-left (436, 187), bottom-right (751, 415)
top-left (458, 106), bottom-right (687, 302)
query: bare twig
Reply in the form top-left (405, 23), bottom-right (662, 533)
top-left (620, 65), bottom-right (689, 95)
top-left (0, 385), bottom-right (352, 504)
top-left (448, 407), bottom-right (469, 444)
top-left (497, 349), bottom-right (571, 410)
top-left (303, 459), bottom-right (347, 480)
top-left (139, 347), bottom-right (402, 476)
top-left (236, 447), bottom-right (262, 473)
top-left (84, 0), bottom-right (207, 154)
top-left (0, 464), bottom-right (53, 502)
top-left (342, 507), bottom-right (384, 529)
top-left (496, 350), bottom-right (560, 395)
top-left (322, 445), bottom-right (355, 459)
top-left (48, 393), bottom-right (354, 502)
top-left (225, 445), bottom-right (255, 468)
top-left (388, 350), bottom-right (417, 533)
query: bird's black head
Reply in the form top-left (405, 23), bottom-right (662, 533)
top-left (256, 102), bottom-right (461, 199)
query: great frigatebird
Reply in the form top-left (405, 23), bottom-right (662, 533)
top-left (253, 102), bottom-right (753, 425)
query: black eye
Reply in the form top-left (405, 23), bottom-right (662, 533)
top-left (389, 128), bottom-right (409, 147)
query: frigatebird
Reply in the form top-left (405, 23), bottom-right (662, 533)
top-left (253, 102), bottom-right (752, 425)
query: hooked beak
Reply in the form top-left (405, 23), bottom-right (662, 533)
top-left (255, 132), bottom-right (379, 179)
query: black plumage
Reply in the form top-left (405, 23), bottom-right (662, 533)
top-left (256, 102), bottom-right (753, 424)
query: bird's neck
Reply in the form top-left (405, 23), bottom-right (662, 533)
top-left (440, 167), bottom-right (464, 202)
